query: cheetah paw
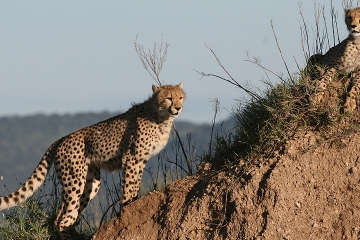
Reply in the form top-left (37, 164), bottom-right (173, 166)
top-left (309, 92), bottom-right (324, 105)
top-left (344, 98), bottom-right (357, 112)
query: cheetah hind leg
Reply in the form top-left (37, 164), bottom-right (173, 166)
top-left (54, 199), bottom-right (66, 233)
top-left (77, 165), bottom-right (101, 215)
top-left (55, 165), bottom-right (101, 239)
top-left (344, 72), bottom-right (360, 112)
top-left (55, 164), bottom-right (88, 239)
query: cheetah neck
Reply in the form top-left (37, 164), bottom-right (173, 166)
top-left (349, 34), bottom-right (360, 46)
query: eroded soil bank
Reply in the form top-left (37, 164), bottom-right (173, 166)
top-left (93, 131), bottom-right (360, 240)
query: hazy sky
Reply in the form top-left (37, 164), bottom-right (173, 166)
top-left (0, 1), bottom-right (346, 123)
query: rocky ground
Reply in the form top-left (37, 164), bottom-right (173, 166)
top-left (92, 130), bottom-right (360, 240)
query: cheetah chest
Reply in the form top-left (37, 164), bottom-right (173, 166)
top-left (327, 40), bottom-right (360, 72)
top-left (147, 125), bottom-right (172, 157)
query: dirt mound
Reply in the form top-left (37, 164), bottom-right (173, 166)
top-left (92, 131), bottom-right (360, 239)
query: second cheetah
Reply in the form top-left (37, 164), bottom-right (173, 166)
top-left (0, 83), bottom-right (185, 239)
top-left (310, 7), bottom-right (360, 111)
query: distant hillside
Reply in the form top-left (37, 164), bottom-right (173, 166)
top-left (0, 112), bottom-right (234, 192)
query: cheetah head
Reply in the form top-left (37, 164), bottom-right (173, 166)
top-left (346, 7), bottom-right (360, 38)
top-left (152, 83), bottom-right (185, 119)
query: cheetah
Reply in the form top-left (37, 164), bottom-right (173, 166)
top-left (0, 83), bottom-right (185, 239)
top-left (309, 7), bottom-right (360, 111)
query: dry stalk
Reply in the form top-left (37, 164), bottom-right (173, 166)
top-left (270, 19), bottom-right (293, 83)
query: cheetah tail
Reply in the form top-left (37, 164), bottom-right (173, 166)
top-left (0, 141), bottom-right (57, 211)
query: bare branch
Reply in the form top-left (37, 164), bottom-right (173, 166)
top-left (196, 45), bottom-right (260, 100)
top-left (134, 34), bottom-right (169, 86)
top-left (244, 54), bottom-right (285, 82)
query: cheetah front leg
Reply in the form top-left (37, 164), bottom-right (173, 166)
top-left (344, 70), bottom-right (360, 112)
top-left (121, 159), bottom-right (147, 206)
top-left (310, 67), bottom-right (337, 104)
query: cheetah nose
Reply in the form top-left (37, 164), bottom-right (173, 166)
top-left (351, 24), bottom-right (357, 29)
top-left (175, 107), bottom-right (181, 111)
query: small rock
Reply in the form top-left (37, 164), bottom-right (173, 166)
top-left (349, 167), bottom-right (357, 174)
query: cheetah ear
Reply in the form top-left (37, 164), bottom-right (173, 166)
top-left (152, 84), bottom-right (160, 93)
top-left (177, 83), bottom-right (184, 89)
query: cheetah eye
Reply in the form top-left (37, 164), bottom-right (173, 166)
top-left (167, 97), bottom-right (173, 101)
top-left (180, 97), bottom-right (184, 100)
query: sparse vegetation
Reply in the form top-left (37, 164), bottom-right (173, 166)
top-left (3, 1), bottom-right (360, 239)
top-left (0, 199), bottom-right (53, 240)
top-left (0, 170), bottom-right (60, 239)
top-left (197, 0), bottom-right (360, 177)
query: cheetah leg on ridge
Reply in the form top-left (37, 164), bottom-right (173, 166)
top-left (310, 67), bottom-right (337, 104)
top-left (130, 163), bottom-right (146, 201)
top-left (121, 160), bottom-right (146, 205)
top-left (344, 70), bottom-right (360, 112)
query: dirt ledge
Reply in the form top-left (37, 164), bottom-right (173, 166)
top-left (93, 131), bottom-right (360, 240)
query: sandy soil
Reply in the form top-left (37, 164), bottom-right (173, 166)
top-left (92, 129), bottom-right (360, 240)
